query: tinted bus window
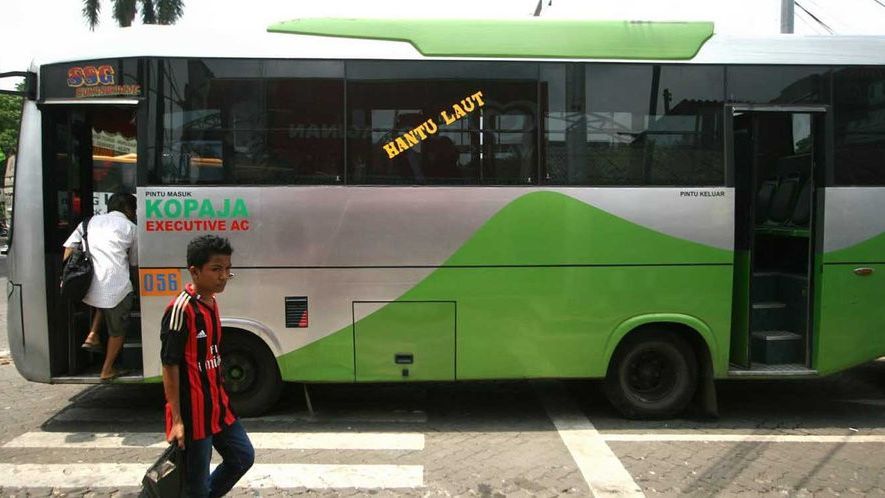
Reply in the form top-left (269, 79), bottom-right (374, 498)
top-left (147, 59), bottom-right (345, 185)
top-left (346, 61), bottom-right (539, 185)
top-left (726, 66), bottom-right (830, 104)
top-left (91, 108), bottom-right (138, 212)
top-left (542, 63), bottom-right (724, 186)
top-left (265, 77), bottom-right (345, 184)
top-left (833, 66), bottom-right (885, 186)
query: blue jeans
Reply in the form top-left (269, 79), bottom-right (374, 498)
top-left (184, 420), bottom-right (254, 498)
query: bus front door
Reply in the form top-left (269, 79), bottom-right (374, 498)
top-left (42, 105), bottom-right (140, 380)
top-left (729, 107), bottom-right (826, 374)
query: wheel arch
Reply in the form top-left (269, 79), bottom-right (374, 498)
top-left (219, 320), bottom-right (284, 417)
top-left (221, 317), bottom-right (283, 359)
top-left (604, 314), bottom-right (717, 379)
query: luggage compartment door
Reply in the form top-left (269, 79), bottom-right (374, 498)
top-left (354, 301), bottom-right (455, 381)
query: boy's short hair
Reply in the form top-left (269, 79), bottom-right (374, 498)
top-left (107, 192), bottom-right (136, 214)
top-left (187, 235), bottom-right (233, 268)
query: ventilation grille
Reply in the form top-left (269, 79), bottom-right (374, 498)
top-left (285, 296), bottom-right (309, 328)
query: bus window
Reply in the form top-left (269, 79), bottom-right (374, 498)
top-left (726, 66), bottom-right (830, 105)
top-left (150, 59), bottom-right (345, 186)
top-left (91, 108), bottom-right (137, 213)
top-left (346, 60), bottom-right (538, 186)
top-left (833, 66), bottom-right (885, 186)
top-left (541, 63), bottom-right (725, 187)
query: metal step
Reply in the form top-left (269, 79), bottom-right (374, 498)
top-left (50, 372), bottom-right (144, 384)
top-left (751, 330), bottom-right (803, 365)
top-left (728, 363), bottom-right (817, 377)
top-left (751, 330), bottom-right (801, 341)
top-left (751, 301), bottom-right (788, 331)
top-left (752, 302), bottom-right (787, 310)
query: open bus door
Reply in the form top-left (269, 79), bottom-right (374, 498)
top-left (728, 105), bottom-right (828, 376)
top-left (42, 104), bottom-right (142, 381)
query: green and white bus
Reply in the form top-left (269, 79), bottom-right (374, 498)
top-left (6, 20), bottom-right (885, 418)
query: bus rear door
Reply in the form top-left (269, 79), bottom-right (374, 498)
top-left (729, 106), bottom-right (826, 375)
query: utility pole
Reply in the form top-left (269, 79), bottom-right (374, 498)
top-left (781, 0), bottom-right (795, 33)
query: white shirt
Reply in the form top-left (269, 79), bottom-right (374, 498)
top-left (64, 211), bottom-right (139, 309)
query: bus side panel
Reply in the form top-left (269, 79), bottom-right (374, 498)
top-left (7, 101), bottom-right (52, 382)
top-left (265, 265), bottom-right (732, 382)
top-left (139, 267), bottom-right (443, 381)
top-left (139, 187), bottom-right (732, 382)
top-left (816, 187), bottom-right (885, 374)
top-left (436, 190), bottom-right (732, 379)
top-left (280, 326), bottom-right (355, 382)
top-left (815, 263), bottom-right (885, 374)
top-left (138, 268), bottom-right (363, 382)
top-left (450, 265), bottom-right (732, 380)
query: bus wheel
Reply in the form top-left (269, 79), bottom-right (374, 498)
top-left (221, 330), bottom-right (283, 417)
top-left (604, 331), bottom-right (698, 419)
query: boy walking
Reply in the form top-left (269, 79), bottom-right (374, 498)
top-left (160, 235), bottom-right (254, 497)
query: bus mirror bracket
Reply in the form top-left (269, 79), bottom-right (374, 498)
top-left (0, 72), bottom-right (37, 100)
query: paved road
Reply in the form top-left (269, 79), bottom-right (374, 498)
top-left (0, 367), bottom-right (883, 497)
top-left (0, 260), bottom-right (883, 495)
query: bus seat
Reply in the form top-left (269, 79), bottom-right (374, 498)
top-left (790, 179), bottom-right (812, 226)
top-left (755, 179), bottom-right (778, 222)
top-left (766, 176), bottom-right (800, 224)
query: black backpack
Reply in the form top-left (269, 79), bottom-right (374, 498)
top-left (60, 217), bottom-right (94, 302)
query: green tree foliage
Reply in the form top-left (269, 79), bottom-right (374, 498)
top-left (82, 0), bottom-right (184, 30)
top-left (0, 85), bottom-right (23, 157)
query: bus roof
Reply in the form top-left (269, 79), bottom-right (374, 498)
top-left (27, 22), bottom-right (885, 68)
top-left (267, 19), bottom-right (715, 61)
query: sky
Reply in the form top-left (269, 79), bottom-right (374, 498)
top-left (1, 0), bottom-right (885, 90)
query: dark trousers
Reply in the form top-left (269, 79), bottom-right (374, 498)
top-left (184, 420), bottom-right (254, 498)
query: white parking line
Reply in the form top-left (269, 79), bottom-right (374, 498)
top-left (0, 463), bottom-right (423, 489)
top-left (4, 431), bottom-right (425, 450)
top-left (602, 433), bottom-right (885, 443)
top-left (535, 383), bottom-right (645, 498)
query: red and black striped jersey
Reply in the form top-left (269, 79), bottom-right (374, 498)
top-left (160, 283), bottom-right (236, 441)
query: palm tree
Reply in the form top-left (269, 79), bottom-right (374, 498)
top-left (82, 0), bottom-right (184, 30)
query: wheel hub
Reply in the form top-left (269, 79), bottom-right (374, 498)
top-left (223, 352), bottom-right (256, 394)
top-left (627, 350), bottom-right (677, 400)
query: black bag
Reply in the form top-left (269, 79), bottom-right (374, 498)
top-left (60, 217), bottom-right (93, 302)
top-left (142, 443), bottom-right (184, 497)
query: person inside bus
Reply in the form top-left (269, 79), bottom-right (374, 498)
top-left (388, 113), bottom-right (427, 184)
top-left (62, 192), bottom-right (138, 381)
top-left (425, 135), bottom-right (461, 183)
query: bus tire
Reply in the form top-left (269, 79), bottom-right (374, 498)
top-left (221, 329), bottom-right (283, 417)
top-left (604, 330), bottom-right (698, 419)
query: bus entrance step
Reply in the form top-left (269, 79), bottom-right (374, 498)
top-left (751, 301), bottom-right (787, 330)
top-left (50, 372), bottom-right (144, 384)
top-left (728, 363), bottom-right (816, 377)
top-left (119, 342), bottom-right (142, 370)
top-left (750, 330), bottom-right (802, 365)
